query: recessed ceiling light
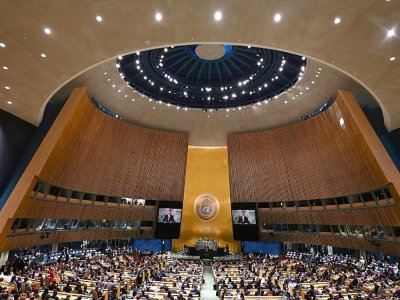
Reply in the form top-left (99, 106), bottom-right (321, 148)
top-left (334, 17), bottom-right (341, 24)
top-left (387, 28), bottom-right (396, 38)
top-left (2, 66), bottom-right (8, 70)
top-left (274, 13), bottom-right (282, 22)
top-left (155, 12), bottom-right (162, 22)
top-left (0, 42), bottom-right (5, 48)
top-left (43, 27), bottom-right (52, 35)
top-left (40, 53), bottom-right (47, 58)
top-left (214, 11), bottom-right (222, 21)
top-left (4, 85), bottom-right (10, 90)
top-left (7, 100), bottom-right (12, 104)
top-left (390, 56), bottom-right (396, 61)
top-left (96, 15), bottom-right (103, 22)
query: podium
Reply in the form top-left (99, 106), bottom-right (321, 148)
top-left (195, 240), bottom-right (217, 251)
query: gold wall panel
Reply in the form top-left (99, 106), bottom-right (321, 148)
top-left (173, 147), bottom-right (240, 252)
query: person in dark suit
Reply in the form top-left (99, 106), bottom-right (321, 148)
top-left (237, 211), bottom-right (250, 224)
top-left (162, 209), bottom-right (175, 223)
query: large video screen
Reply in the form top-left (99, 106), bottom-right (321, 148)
top-left (157, 208), bottom-right (182, 223)
top-left (232, 209), bottom-right (257, 225)
top-left (155, 201), bottom-right (182, 239)
top-left (231, 203), bottom-right (259, 241)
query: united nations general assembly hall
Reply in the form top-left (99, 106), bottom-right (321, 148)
top-left (1, 1), bottom-right (400, 299)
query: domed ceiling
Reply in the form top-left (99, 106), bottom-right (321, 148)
top-left (117, 45), bottom-right (306, 109)
top-left (0, 0), bottom-right (398, 145)
top-left (62, 43), bottom-right (377, 146)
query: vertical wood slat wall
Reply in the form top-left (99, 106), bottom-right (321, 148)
top-left (0, 87), bottom-right (188, 251)
top-left (258, 205), bottom-right (400, 227)
top-left (15, 198), bottom-right (157, 221)
top-left (261, 232), bottom-right (400, 257)
top-left (1, 230), bottom-right (154, 252)
top-left (39, 89), bottom-right (189, 201)
top-left (228, 90), bottom-right (392, 203)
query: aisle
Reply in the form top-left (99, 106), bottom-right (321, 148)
top-left (201, 264), bottom-right (220, 300)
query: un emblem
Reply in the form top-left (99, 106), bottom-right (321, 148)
top-left (194, 194), bottom-right (220, 221)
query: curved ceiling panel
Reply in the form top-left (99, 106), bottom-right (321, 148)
top-left (0, 0), bottom-right (398, 131)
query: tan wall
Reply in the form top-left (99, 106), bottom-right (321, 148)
top-left (173, 147), bottom-right (240, 252)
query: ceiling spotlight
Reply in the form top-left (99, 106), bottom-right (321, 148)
top-left (43, 27), bottom-right (52, 35)
top-left (96, 15), bottom-right (103, 22)
top-left (4, 85), bottom-right (10, 90)
top-left (274, 13), bottom-right (282, 22)
top-left (214, 11), bottom-right (222, 21)
top-left (155, 12), bottom-right (162, 22)
top-left (334, 17), bottom-right (341, 24)
top-left (390, 56), bottom-right (396, 61)
top-left (0, 42), bottom-right (5, 48)
top-left (7, 100), bottom-right (12, 104)
top-left (40, 53), bottom-right (47, 58)
top-left (387, 28), bottom-right (396, 38)
top-left (2, 66), bottom-right (8, 70)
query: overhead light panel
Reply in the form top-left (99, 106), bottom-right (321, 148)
top-left (214, 11), bottom-right (222, 21)
top-left (274, 13), bottom-right (282, 22)
top-left (387, 28), bottom-right (396, 38)
top-left (155, 12), bottom-right (162, 22)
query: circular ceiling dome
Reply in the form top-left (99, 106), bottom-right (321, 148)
top-left (117, 44), bottom-right (306, 110)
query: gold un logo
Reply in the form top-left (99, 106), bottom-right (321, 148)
top-left (194, 194), bottom-right (220, 221)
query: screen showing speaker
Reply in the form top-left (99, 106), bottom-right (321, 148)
top-left (157, 208), bottom-right (182, 223)
top-left (231, 203), bottom-right (259, 241)
top-left (232, 209), bottom-right (256, 225)
top-left (155, 201), bottom-right (182, 239)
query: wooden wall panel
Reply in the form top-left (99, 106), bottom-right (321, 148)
top-left (39, 88), bottom-right (188, 200)
top-left (15, 198), bottom-right (157, 221)
top-left (228, 91), bottom-right (390, 202)
top-left (0, 229), bottom-right (153, 252)
top-left (261, 232), bottom-right (400, 257)
top-left (258, 205), bottom-right (400, 227)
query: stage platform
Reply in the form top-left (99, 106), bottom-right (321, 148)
top-left (172, 252), bottom-right (242, 261)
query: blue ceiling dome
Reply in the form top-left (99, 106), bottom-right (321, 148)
top-left (117, 44), bottom-right (306, 109)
